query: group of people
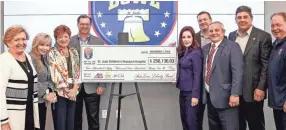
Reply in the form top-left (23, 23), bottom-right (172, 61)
top-left (0, 15), bottom-right (105, 130)
top-left (0, 5), bottom-right (286, 130)
top-left (176, 6), bottom-right (286, 130)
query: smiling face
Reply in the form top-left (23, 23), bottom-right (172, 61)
top-left (36, 41), bottom-right (51, 55)
top-left (209, 23), bottom-right (225, 43)
top-left (181, 30), bottom-right (193, 48)
top-left (271, 15), bottom-right (286, 40)
top-left (7, 32), bottom-right (27, 54)
top-left (56, 32), bottom-right (70, 48)
top-left (78, 17), bottom-right (91, 35)
top-left (198, 13), bottom-right (212, 31)
top-left (236, 11), bottom-right (253, 32)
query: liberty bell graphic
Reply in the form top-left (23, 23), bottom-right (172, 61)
top-left (118, 9), bottom-right (150, 42)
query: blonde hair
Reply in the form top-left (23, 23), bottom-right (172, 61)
top-left (29, 33), bottom-right (52, 72)
top-left (3, 25), bottom-right (29, 47)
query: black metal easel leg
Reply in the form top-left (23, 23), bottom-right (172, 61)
top-left (105, 83), bottom-right (115, 130)
top-left (105, 82), bottom-right (148, 130)
top-left (135, 83), bottom-right (148, 130)
top-left (117, 83), bottom-right (122, 130)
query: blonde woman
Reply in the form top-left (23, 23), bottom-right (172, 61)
top-left (29, 33), bottom-right (56, 130)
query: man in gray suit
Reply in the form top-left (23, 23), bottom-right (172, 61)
top-left (69, 14), bottom-right (106, 130)
top-left (202, 21), bottom-right (243, 130)
top-left (228, 6), bottom-right (272, 130)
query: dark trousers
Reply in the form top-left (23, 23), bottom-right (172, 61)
top-left (196, 102), bottom-right (206, 130)
top-left (239, 97), bottom-right (265, 130)
top-left (179, 91), bottom-right (198, 130)
top-left (74, 85), bottom-right (100, 130)
top-left (38, 103), bottom-right (47, 130)
top-left (52, 96), bottom-right (76, 130)
top-left (273, 109), bottom-right (286, 130)
top-left (207, 93), bottom-right (239, 130)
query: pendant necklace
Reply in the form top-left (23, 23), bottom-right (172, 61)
top-left (21, 61), bottom-right (30, 73)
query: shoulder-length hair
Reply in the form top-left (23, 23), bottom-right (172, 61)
top-left (177, 26), bottom-right (199, 57)
top-left (29, 33), bottom-right (52, 72)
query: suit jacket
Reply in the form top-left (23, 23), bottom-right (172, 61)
top-left (268, 37), bottom-right (286, 109)
top-left (177, 49), bottom-right (203, 98)
top-left (195, 31), bottom-right (202, 47)
top-left (228, 26), bottom-right (272, 102)
top-left (69, 34), bottom-right (106, 94)
top-left (202, 38), bottom-right (243, 109)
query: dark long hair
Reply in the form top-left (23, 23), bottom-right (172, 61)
top-left (177, 26), bottom-right (200, 58)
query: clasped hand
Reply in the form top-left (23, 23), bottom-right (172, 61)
top-left (63, 88), bottom-right (77, 101)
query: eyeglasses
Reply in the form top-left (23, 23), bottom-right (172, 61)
top-left (79, 23), bottom-right (91, 26)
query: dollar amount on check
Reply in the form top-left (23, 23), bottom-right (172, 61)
top-left (80, 45), bottom-right (177, 82)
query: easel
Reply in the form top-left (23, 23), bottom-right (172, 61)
top-left (104, 82), bottom-right (148, 130)
top-left (104, 33), bottom-right (148, 130)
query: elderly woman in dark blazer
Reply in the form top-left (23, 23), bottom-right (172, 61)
top-left (176, 26), bottom-right (203, 130)
top-left (47, 25), bottom-right (80, 130)
top-left (0, 25), bottom-right (40, 130)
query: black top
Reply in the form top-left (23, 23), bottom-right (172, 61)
top-left (16, 57), bottom-right (35, 130)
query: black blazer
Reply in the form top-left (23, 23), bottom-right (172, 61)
top-left (228, 26), bottom-right (273, 102)
top-left (195, 31), bottom-right (202, 47)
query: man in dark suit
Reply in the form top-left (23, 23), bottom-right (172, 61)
top-left (69, 14), bottom-right (106, 130)
top-left (202, 21), bottom-right (243, 130)
top-left (195, 11), bottom-right (212, 130)
top-left (228, 6), bottom-right (272, 130)
top-left (268, 12), bottom-right (286, 130)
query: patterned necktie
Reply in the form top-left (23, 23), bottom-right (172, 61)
top-left (205, 44), bottom-right (216, 85)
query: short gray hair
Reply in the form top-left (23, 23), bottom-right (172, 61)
top-left (209, 21), bottom-right (225, 32)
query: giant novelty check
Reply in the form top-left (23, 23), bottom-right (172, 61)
top-left (80, 45), bottom-right (177, 82)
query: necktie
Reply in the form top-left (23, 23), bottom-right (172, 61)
top-left (205, 44), bottom-right (216, 85)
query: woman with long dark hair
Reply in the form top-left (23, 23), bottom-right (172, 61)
top-left (176, 26), bottom-right (203, 130)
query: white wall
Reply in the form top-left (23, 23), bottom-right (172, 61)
top-left (4, 1), bottom-right (264, 52)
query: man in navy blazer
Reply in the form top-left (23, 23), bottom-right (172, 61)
top-left (268, 12), bottom-right (286, 130)
top-left (202, 21), bottom-right (243, 130)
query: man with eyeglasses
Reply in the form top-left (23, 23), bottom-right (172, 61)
top-left (69, 14), bottom-right (106, 130)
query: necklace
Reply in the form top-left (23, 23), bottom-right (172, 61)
top-left (21, 61), bottom-right (30, 73)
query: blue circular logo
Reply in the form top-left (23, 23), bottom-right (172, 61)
top-left (89, 1), bottom-right (177, 45)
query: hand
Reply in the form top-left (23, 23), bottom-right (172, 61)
top-left (254, 89), bottom-right (265, 102)
top-left (229, 95), bottom-right (239, 107)
top-left (46, 92), bottom-right (57, 103)
top-left (62, 88), bottom-right (70, 97)
top-left (283, 101), bottom-right (286, 113)
top-left (96, 87), bottom-right (105, 95)
top-left (1, 122), bottom-right (11, 130)
top-left (68, 88), bottom-right (77, 101)
top-left (168, 42), bottom-right (176, 47)
top-left (191, 98), bottom-right (199, 107)
top-left (63, 87), bottom-right (70, 93)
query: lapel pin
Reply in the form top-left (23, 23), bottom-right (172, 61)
top-left (279, 49), bottom-right (283, 54)
top-left (253, 37), bottom-right (256, 40)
